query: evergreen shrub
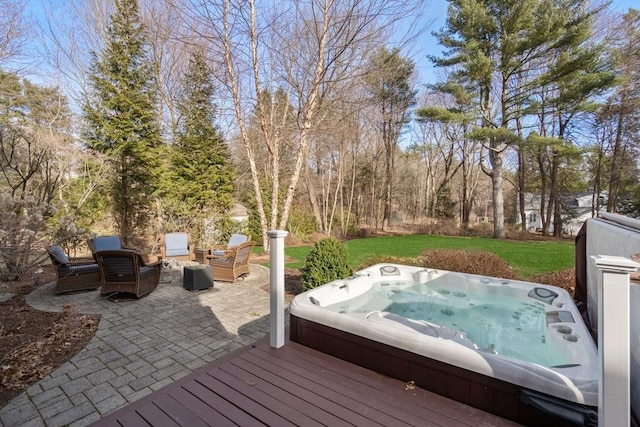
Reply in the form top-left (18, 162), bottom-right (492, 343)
top-left (301, 237), bottom-right (352, 291)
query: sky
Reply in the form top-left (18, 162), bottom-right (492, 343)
top-left (17, 0), bottom-right (639, 96)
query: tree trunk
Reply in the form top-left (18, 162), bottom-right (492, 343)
top-left (490, 148), bottom-right (505, 239)
top-left (382, 144), bottom-right (392, 231)
top-left (607, 106), bottom-right (626, 212)
top-left (517, 148), bottom-right (527, 231)
top-left (549, 148), bottom-right (561, 237)
top-left (304, 159), bottom-right (323, 232)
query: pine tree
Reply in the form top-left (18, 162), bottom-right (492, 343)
top-left (83, 0), bottom-right (163, 244)
top-left (432, 0), bottom-right (606, 238)
top-left (167, 49), bottom-right (234, 244)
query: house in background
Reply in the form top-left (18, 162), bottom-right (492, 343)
top-left (517, 192), bottom-right (606, 236)
top-left (229, 202), bottom-right (249, 223)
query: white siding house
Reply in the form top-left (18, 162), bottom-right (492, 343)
top-left (517, 192), bottom-right (606, 236)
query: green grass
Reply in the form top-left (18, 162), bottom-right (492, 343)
top-left (277, 234), bottom-right (574, 279)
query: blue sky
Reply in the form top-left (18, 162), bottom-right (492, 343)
top-left (20, 0), bottom-right (638, 89)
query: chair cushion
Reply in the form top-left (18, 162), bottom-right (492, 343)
top-left (166, 248), bottom-right (189, 256)
top-left (165, 233), bottom-right (188, 250)
top-left (228, 234), bottom-right (248, 248)
top-left (212, 250), bottom-right (226, 256)
top-left (93, 236), bottom-right (122, 251)
top-left (49, 246), bottom-right (70, 264)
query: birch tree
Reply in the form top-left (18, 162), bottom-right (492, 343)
top-left (187, 0), bottom-right (422, 249)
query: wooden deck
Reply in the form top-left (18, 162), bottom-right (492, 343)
top-left (91, 337), bottom-right (521, 426)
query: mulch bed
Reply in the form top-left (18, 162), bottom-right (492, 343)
top-left (0, 265), bottom-right (100, 407)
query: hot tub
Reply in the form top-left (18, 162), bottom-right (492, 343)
top-left (289, 263), bottom-right (598, 426)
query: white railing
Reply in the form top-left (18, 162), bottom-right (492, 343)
top-left (267, 230), bottom-right (288, 348)
top-left (594, 255), bottom-right (638, 427)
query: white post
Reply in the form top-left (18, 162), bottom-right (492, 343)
top-left (592, 255), bottom-right (639, 427)
top-left (267, 230), bottom-right (288, 348)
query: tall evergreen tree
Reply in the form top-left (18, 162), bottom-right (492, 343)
top-left (83, 0), bottom-right (163, 244)
top-left (432, 0), bottom-right (604, 238)
top-left (167, 49), bottom-right (234, 244)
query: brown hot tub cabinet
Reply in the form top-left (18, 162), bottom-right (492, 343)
top-left (290, 314), bottom-right (598, 427)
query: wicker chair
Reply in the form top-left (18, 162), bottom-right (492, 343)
top-left (47, 246), bottom-right (101, 294)
top-left (160, 232), bottom-right (194, 261)
top-left (206, 240), bottom-right (255, 282)
top-left (94, 250), bottom-right (162, 298)
top-left (210, 233), bottom-right (249, 256)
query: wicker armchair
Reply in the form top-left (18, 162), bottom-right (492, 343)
top-left (94, 250), bottom-right (162, 298)
top-left (206, 240), bottom-right (255, 282)
top-left (210, 233), bottom-right (249, 256)
top-left (47, 246), bottom-right (101, 294)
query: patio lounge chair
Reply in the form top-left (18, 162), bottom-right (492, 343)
top-left (207, 240), bottom-right (255, 282)
top-left (160, 232), bottom-right (194, 262)
top-left (94, 250), bottom-right (162, 298)
top-left (47, 246), bottom-right (101, 294)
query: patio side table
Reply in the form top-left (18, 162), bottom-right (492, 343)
top-left (183, 264), bottom-right (214, 291)
top-left (193, 248), bottom-right (210, 264)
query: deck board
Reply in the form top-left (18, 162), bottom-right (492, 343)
top-left (135, 404), bottom-right (181, 427)
top-left (195, 371), bottom-right (296, 427)
top-left (227, 356), bottom-right (356, 427)
top-left (236, 350), bottom-right (391, 426)
top-left (152, 394), bottom-right (210, 427)
top-left (251, 341), bottom-right (495, 426)
top-left (245, 345), bottom-right (437, 426)
top-left (165, 388), bottom-right (236, 427)
top-left (180, 381), bottom-right (262, 426)
top-left (220, 361), bottom-right (341, 426)
top-left (91, 337), bottom-right (522, 427)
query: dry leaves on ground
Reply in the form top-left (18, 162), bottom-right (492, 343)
top-left (0, 266), bottom-right (100, 407)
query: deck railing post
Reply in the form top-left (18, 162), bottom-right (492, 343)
top-left (267, 230), bottom-right (288, 348)
top-left (592, 255), bottom-right (639, 427)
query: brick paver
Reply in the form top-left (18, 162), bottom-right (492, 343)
top-left (0, 264), bottom-right (276, 427)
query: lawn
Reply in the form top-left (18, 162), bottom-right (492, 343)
top-left (276, 234), bottom-right (574, 279)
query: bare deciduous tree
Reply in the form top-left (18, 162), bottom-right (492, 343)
top-left (188, 0), bottom-right (423, 248)
top-left (0, 0), bottom-right (29, 68)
